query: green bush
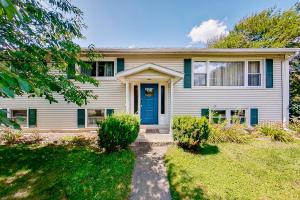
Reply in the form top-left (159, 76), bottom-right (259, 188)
top-left (256, 122), bottom-right (294, 142)
top-left (208, 121), bottom-right (251, 144)
top-left (172, 116), bottom-right (211, 151)
top-left (98, 113), bottom-right (140, 152)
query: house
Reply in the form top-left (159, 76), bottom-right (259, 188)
top-left (0, 48), bottom-right (298, 132)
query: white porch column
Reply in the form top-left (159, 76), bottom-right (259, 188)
top-left (282, 58), bottom-right (290, 127)
top-left (125, 81), bottom-right (130, 113)
top-left (169, 79), bottom-right (174, 134)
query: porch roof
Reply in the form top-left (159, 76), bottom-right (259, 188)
top-left (116, 63), bottom-right (183, 83)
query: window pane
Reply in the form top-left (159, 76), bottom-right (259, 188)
top-left (231, 110), bottom-right (246, 124)
top-left (145, 88), bottom-right (154, 96)
top-left (209, 61), bottom-right (245, 86)
top-left (212, 110), bottom-right (226, 123)
top-left (87, 109), bottom-right (105, 127)
top-left (194, 61), bottom-right (206, 73)
top-left (161, 85), bottom-right (165, 114)
top-left (98, 61), bottom-right (114, 77)
top-left (248, 61), bottom-right (260, 73)
top-left (91, 62), bottom-right (97, 76)
top-left (194, 74), bottom-right (207, 86)
top-left (134, 85), bottom-right (138, 114)
top-left (11, 110), bottom-right (27, 127)
top-left (248, 74), bottom-right (261, 86)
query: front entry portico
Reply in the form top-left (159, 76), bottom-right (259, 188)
top-left (116, 63), bottom-right (183, 127)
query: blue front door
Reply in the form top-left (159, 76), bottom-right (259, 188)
top-left (141, 84), bottom-right (158, 124)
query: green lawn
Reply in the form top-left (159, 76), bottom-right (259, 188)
top-left (0, 145), bottom-right (135, 200)
top-left (165, 141), bottom-right (300, 200)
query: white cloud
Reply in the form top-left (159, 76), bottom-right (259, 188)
top-left (128, 45), bottom-right (136, 48)
top-left (188, 19), bottom-right (229, 44)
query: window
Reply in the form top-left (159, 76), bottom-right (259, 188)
top-left (98, 61), bottom-right (114, 76)
top-left (82, 61), bottom-right (114, 77)
top-left (11, 109), bottom-right (27, 127)
top-left (134, 85), bottom-right (138, 114)
top-left (194, 61), bottom-right (207, 86)
top-left (210, 61), bottom-right (245, 86)
top-left (145, 88), bottom-right (154, 96)
top-left (230, 110), bottom-right (246, 124)
top-left (87, 109), bottom-right (105, 127)
top-left (161, 85), bottom-right (165, 114)
top-left (211, 110), bottom-right (226, 123)
top-left (248, 61), bottom-right (261, 86)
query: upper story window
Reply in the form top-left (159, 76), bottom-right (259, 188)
top-left (194, 61), bottom-right (207, 86)
top-left (210, 61), bottom-right (245, 86)
top-left (193, 60), bottom-right (263, 87)
top-left (248, 61), bottom-right (261, 86)
top-left (82, 61), bottom-right (115, 77)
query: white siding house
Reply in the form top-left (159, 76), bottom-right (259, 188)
top-left (0, 48), bottom-right (298, 131)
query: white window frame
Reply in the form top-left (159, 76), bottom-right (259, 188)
top-left (246, 60), bottom-right (264, 88)
top-left (208, 108), bottom-right (249, 126)
top-left (78, 57), bottom-right (117, 80)
top-left (192, 58), bottom-right (265, 89)
top-left (9, 108), bottom-right (29, 128)
top-left (84, 108), bottom-right (114, 128)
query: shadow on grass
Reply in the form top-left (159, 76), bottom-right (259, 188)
top-left (165, 162), bottom-right (207, 200)
top-left (199, 144), bottom-right (219, 155)
top-left (0, 144), bottom-right (135, 200)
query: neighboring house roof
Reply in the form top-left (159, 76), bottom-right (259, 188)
top-left (81, 48), bottom-right (300, 55)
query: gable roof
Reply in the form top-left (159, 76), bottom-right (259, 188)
top-left (116, 63), bottom-right (183, 83)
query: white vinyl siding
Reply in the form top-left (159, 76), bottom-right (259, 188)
top-left (174, 58), bottom-right (283, 123)
top-left (0, 55), bottom-right (285, 129)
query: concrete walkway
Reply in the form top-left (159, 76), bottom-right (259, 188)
top-left (130, 143), bottom-right (171, 200)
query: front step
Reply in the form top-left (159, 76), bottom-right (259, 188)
top-left (139, 125), bottom-right (170, 134)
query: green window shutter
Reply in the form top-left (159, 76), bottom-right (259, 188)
top-left (77, 109), bottom-right (85, 128)
top-left (250, 108), bottom-right (258, 126)
top-left (67, 64), bottom-right (76, 79)
top-left (184, 59), bottom-right (192, 88)
top-left (1, 109), bottom-right (7, 118)
top-left (29, 109), bottom-right (37, 128)
top-left (117, 58), bottom-right (124, 73)
top-left (266, 59), bottom-right (273, 88)
top-left (201, 108), bottom-right (209, 119)
top-left (106, 109), bottom-right (114, 116)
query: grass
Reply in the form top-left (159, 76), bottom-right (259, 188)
top-left (165, 141), bottom-right (300, 200)
top-left (0, 145), bottom-right (135, 200)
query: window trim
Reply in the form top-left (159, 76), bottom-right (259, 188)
top-left (9, 108), bottom-right (29, 128)
top-left (207, 108), bottom-right (249, 126)
top-left (84, 108), bottom-right (113, 128)
top-left (192, 58), bottom-right (265, 89)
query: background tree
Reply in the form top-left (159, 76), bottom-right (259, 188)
top-left (210, 2), bottom-right (300, 119)
top-left (0, 0), bottom-right (99, 128)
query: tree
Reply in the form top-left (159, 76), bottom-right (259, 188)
top-left (0, 0), bottom-right (99, 128)
top-left (210, 2), bottom-right (300, 119)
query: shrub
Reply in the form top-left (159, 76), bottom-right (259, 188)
top-left (61, 135), bottom-right (92, 146)
top-left (172, 116), bottom-right (211, 151)
top-left (30, 129), bottom-right (43, 143)
top-left (256, 122), bottom-right (294, 142)
top-left (98, 113), bottom-right (139, 152)
top-left (1, 128), bottom-right (22, 145)
top-left (208, 121), bottom-right (251, 144)
top-left (290, 118), bottom-right (300, 135)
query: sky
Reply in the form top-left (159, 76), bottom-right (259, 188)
top-left (73, 0), bottom-right (298, 48)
